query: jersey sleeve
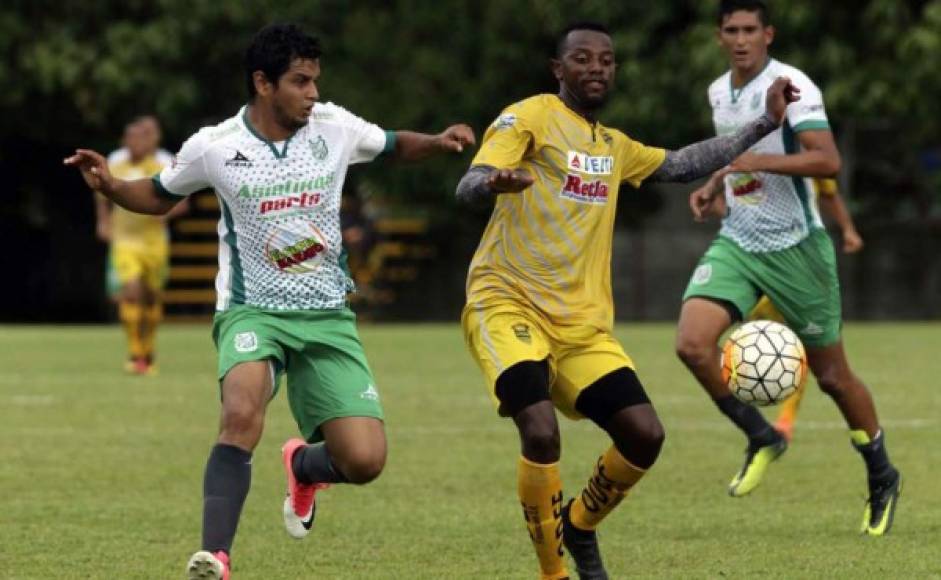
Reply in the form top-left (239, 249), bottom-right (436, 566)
top-left (618, 136), bottom-right (667, 188)
top-left (786, 72), bottom-right (830, 133)
top-left (326, 103), bottom-right (393, 164)
top-left (153, 130), bottom-right (211, 199)
top-left (471, 103), bottom-right (538, 169)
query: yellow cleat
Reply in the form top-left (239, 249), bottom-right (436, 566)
top-left (861, 470), bottom-right (901, 536)
top-left (728, 438), bottom-right (788, 497)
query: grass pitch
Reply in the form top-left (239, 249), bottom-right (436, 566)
top-left (1, 322), bottom-right (939, 579)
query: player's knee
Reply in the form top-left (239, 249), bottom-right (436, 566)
top-left (220, 401), bottom-right (264, 439)
top-left (519, 420), bottom-right (561, 464)
top-left (816, 369), bottom-right (849, 398)
top-left (334, 447), bottom-right (386, 484)
top-left (675, 334), bottom-right (710, 370)
top-left (634, 416), bottom-right (666, 462)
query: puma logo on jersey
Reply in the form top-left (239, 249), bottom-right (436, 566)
top-left (360, 384), bottom-right (380, 401)
top-left (226, 150), bottom-right (253, 167)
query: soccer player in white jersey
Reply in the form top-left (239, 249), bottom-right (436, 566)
top-left (66, 23), bottom-right (474, 579)
top-left (676, 0), bottom-right (901, 536)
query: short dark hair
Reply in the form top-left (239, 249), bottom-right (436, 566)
top-left (244, 23), bottom-right (322, 99)
top-left (556, 21), bottom-right (611, 57)
top-left (718, 0), bottom-right (770, 26)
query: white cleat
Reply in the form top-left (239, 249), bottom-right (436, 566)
top-left (186, 550), bottom-right (230, 580)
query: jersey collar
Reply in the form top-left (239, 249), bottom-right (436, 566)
top-left (240, 105), bottom-right (296, 160)
top-left (729, 58), bottom-right (774, 104)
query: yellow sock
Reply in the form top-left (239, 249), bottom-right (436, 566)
top-left (570, 446), bottom-right (646, 531)
top-left (517, 457), bottom-right (568, 580)
top-left (140, 303), bottom-right (163, 360)
top-left (776, 380), bottom-right (806, 425)
top-left (118, 302), bottom-right (145, 359)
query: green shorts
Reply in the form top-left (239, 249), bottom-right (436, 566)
top-left (212, 305), bottom-right (383, 443)
top-left (682, 229), bottom-right (841, 347)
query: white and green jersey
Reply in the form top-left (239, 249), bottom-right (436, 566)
top-left (709, 58), bottom-right (830, 252)
top-left (154, 103), bottom-right (393, 311)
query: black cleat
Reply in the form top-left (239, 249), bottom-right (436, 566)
top-left (861, 468), bottom-right (902, 536)
top-left (561, 500), bottom-right (609, 580)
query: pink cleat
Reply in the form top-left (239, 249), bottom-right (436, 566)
top-left (281, 438), bottom-right (329, 539)
top-left (186, 550), bottom-right (230, 580)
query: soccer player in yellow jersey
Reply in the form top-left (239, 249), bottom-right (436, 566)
top-left (745, 178), bottom-right (864, 440)
top-left (96, 118), bottom-right (181, 375)
top-left (455, 22), bottom-right (798, 580)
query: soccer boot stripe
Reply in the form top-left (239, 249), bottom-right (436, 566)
top-left (728, 438), bottom-right (787, 498)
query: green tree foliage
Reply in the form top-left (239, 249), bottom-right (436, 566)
top-left (2, 0), bottom-right (939, 214)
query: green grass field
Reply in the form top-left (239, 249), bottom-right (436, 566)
top-left (2, 323), bottom-right (939, 579)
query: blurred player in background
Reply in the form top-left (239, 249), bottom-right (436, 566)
top-left (107, 115), bottom-right (174, 166)
top-left (70, 23), bottom-right (474, 580)
top-left (679, 0), bottom-right (900, 536)
top-left (457, 21), bottom-right (797, 580)
top-left (95, 117), bottom-right (185, 375)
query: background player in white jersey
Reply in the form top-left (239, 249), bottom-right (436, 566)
top-left (676, 0), bottom-right (901, 536)
top-left (66, 23), bottom-right (474, 579)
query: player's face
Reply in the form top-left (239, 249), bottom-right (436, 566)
top-left (554, 31), bottom-right (616, 109)
top-left (272, 58), bottom-right (320, 131)
top-left (718, 10), bottom-right (774, 73)
top-left (124, 124), bottom-right (148, 160)
top-left (138, 118), bottom-right (162, 154)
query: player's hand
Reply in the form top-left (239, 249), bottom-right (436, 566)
top-left (95, 220), bottom-right (112, 243)
top-left (437, 124), bottom-right (476, 153)
top-left (64, 149), bottom-right (115, 193)
top-left (728, 151), bottom-right (763, 173)
top-left (842, 228), bottom-right (864, 253)
top-left (487, 168), bottom-right (534, 193)
top-left (689, 166), bottom-right (732, 222)
top-left (764, 76), bottom-right (801, 125)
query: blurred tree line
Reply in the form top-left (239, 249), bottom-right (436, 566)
top-left (3, 0), bottom-right (940, 212)
top-left (1, 1), bottom-right (940, 321)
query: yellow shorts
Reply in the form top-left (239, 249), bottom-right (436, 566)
top-left (462, 302), bottom-right (635, 420)
top-left (107, 241), bottom-right (169, 295)
top-left (748, 295), bottom-right (786, 323)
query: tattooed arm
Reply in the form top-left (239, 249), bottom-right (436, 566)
top-left (647, 114), bottom-right (777, 183)
top-left (647, 76), bottom-right (800, 184)
top-left (455, 165), bottom-right (534, 206)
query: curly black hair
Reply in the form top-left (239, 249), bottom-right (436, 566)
top-left (244, 23), bottom-right (322, 100)
top-left (556, 21), bottom-right (611, 57)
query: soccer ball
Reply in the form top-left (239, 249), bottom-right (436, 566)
top-left (721, 320), bottom-right (807, 406)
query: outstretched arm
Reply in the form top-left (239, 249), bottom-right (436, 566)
top-left (455, 165), bottom-right (534, 206)
top-left (819, 191), bottom-right (863, 253)
top-left (647, 76), bottom-right (800, 184)
top-left (65, 149), bottom-right (179, 215)
top-left (94, 193), bottom-right (113, 242)
top-left (727, 129), bottom-right (841, 178)
top-left (392, 125), bottom-right (475, 162)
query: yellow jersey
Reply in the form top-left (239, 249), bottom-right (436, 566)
top-left (813, 177), bottom-right (837, 197)
top-left (108, 155), bottom-right (168, 247)
top-left (466, 94), bottom-right (666, 331)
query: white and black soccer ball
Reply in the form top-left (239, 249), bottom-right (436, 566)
top-left (721, 320), bottom-right (807, 406)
